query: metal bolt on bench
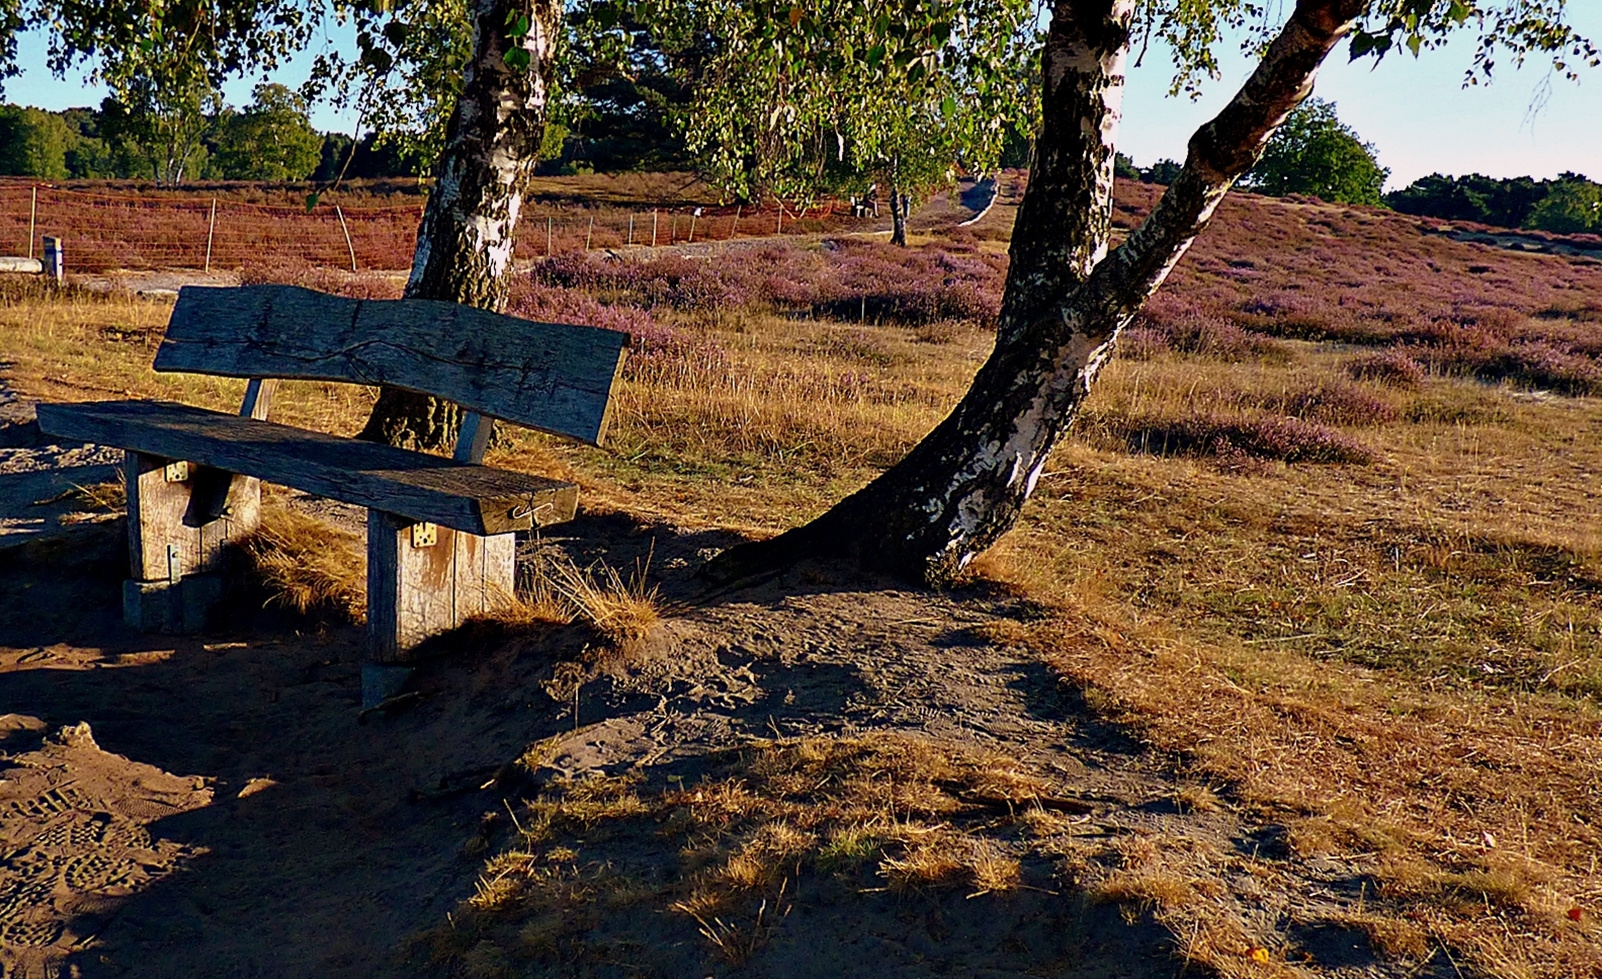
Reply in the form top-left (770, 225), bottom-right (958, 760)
top-left (37, 284), bottom-right (629, 707)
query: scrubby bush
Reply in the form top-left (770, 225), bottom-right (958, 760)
top-left (1122, 412), bottom-right (1377, 465)
top-left (1345, 350), bottom-right (1427, 388)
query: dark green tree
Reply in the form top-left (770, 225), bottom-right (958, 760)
top-left (1246, 97), bottom-right (1388, 205)
top-left (0, 104), bottom-right (73, 178)
top-left (1526, 174), bottom-right (1602, 233)
top-left (212, 83), bottom-right (322, 180)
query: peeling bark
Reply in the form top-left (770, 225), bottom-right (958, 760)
top-left (702, 0), bottom-right (1370, 586)
top-left (360, 0), bottom-right (563, 451)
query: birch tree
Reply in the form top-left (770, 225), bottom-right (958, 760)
top-left (701, 0), bottom-right (1596, 585)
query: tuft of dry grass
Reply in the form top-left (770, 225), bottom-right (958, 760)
top-left (241, 504), bottom-right (366, 624)
top-left (540, 554), bottom-right (661, 653)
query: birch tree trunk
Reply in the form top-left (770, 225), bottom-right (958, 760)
top-left (703, 0), bottom-right (1370, 586)
top-left (889, 168), bottom-right (909, 247)
top-left (359, 0), bottom-right (562, 450)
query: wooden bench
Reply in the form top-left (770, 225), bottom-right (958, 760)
top-left (37, 284), bottom-right (629, 671)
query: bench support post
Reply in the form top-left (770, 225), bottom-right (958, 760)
top-left (124, 452), bottom-right (261, 632)
top-left (366, 511), bottom-right (516, 663)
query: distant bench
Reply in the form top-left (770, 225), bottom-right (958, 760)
top-left (37, 284), bottom-right (629, 673)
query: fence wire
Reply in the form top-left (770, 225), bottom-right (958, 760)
top-left (0, 183), bottom-right (863, 274)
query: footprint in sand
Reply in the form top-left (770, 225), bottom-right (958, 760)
top-left (0, 721), bottom-right (211, 977)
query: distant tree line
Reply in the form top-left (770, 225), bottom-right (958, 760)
top-left (1385, 171), bottom-right (1602, 234)
top-left (0, 84), bottom-right (417, 184)
top-left (1115, 94), bottom-right (1599, 236)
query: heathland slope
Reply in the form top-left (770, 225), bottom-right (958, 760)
top-left (1, 180), bottom-right (1599, 978)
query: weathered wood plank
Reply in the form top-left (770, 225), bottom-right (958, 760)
top-left (157, 285), bottom-right (630, 445)
top-left (367, 511), bottom-right (516, 661)
top-left (39, 400), bottom-right (578, 536)
top-left (0, 257), bottom-right (44, 274)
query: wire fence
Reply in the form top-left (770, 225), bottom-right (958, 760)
top-left (0, 182), bottom-right (869, 274)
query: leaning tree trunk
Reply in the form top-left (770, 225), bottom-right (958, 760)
top-left (359, 0), bottom-right (562, 450)
top-left (703, 0), bottom-right (1370, 586)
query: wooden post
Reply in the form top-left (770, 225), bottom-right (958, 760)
top-left (585, 214), bottom-right (594, 251)
top-left (121, 451), bottom-right (262, 632)
top-left (688, 210), bottom-right (697, 243)
top-left (366, 511), bottom-right (515, 662)
top-left (670, 212), bottom-right (677, 243)
top-left (41, 236), bottom-right (63, 284)
top-left (27, 186), bottom-right (37, 260)
top-left (729, 204), bottom-right (740, 240)
top-left (204, 198), bottom-right (217, 273)
top-left (335, 205), bottom-right (358, 272)
top-left (546, 216), bottom-right (553, 256)
top-left (239, 378), bottom-right (278, 421)
top-left (776, 201), bottom-right (783, 234)
top-left (124, 453), bottom-right (262, 582)
top-left (651, 210), bottom-right (658, 247)
top-left (627, 213), bottom-right (634, 246)
top-left (452, 411), bottom-right (495, 465)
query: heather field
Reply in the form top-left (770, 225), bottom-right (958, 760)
top-left (3, 181), bottom-right (1601, 978)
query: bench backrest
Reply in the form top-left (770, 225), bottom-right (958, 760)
top-left (156, 285), bottom-right (630, 446)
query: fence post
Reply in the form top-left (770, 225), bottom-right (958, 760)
top-left (546, 216), bottom-right (553, 257)
top-left (335, 205), bottom-right (358, 272)
top-left (670, 212), bottom-right (677, 243)
top-left (627, 214), bottom-right (634, 246)
top-left (776, 200), bottom-right (783, 234)
top-left (729, 204), bottom-right (740, 240)
top-left (688, 208), bottom-right (698, 244)
top-left (585, 214), bottom-right (594, 251)
top-left (42, 236), bottom-right (63, 285)
top-left (27, 186), bottom-right (37, 260)
top-left (204, 197), bottom-right (217, 273)
top-left (652, 210), bottom-right (658, 247)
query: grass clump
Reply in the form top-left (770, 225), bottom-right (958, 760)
top-left (242, 504), bottom-right (366, 624)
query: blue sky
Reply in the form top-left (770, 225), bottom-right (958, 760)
top-left (3, 7), bottom-right (1598, 190)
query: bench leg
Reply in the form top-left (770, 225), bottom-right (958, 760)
top-left (123, 452), bottom-right (261, 632)
top-left (366, 511), bottom-right (516, 663)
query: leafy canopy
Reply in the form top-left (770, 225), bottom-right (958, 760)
top-left (0, 0), bottom-right (1590, 187)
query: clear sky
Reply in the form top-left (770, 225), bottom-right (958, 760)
top-left (3, 6), bottom-right (1598, 191)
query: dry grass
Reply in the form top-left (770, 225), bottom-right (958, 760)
top-left (241, 502), bottom-right (367, 624)
top-left (539, 553), bottom-right (660, 653)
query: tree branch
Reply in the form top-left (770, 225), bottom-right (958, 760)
top-left (1084, 0), bottom-right (1369, 322)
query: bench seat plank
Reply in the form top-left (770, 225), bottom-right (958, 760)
top-left (157, 285), bottom-right (630, 445)
top-left (37, 400), bottom-right (577, 536)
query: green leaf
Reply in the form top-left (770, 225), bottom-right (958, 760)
top-left (1406, 34), bottom-right (1422, 57)
top-left (940, 95), bottom-right (956, 118)
top-left (504, 46), bottom-right (531, 71)
top-left (305, 192), bottom-right (321, 212)
top-left (866, 43), bottom-right (885, 66)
